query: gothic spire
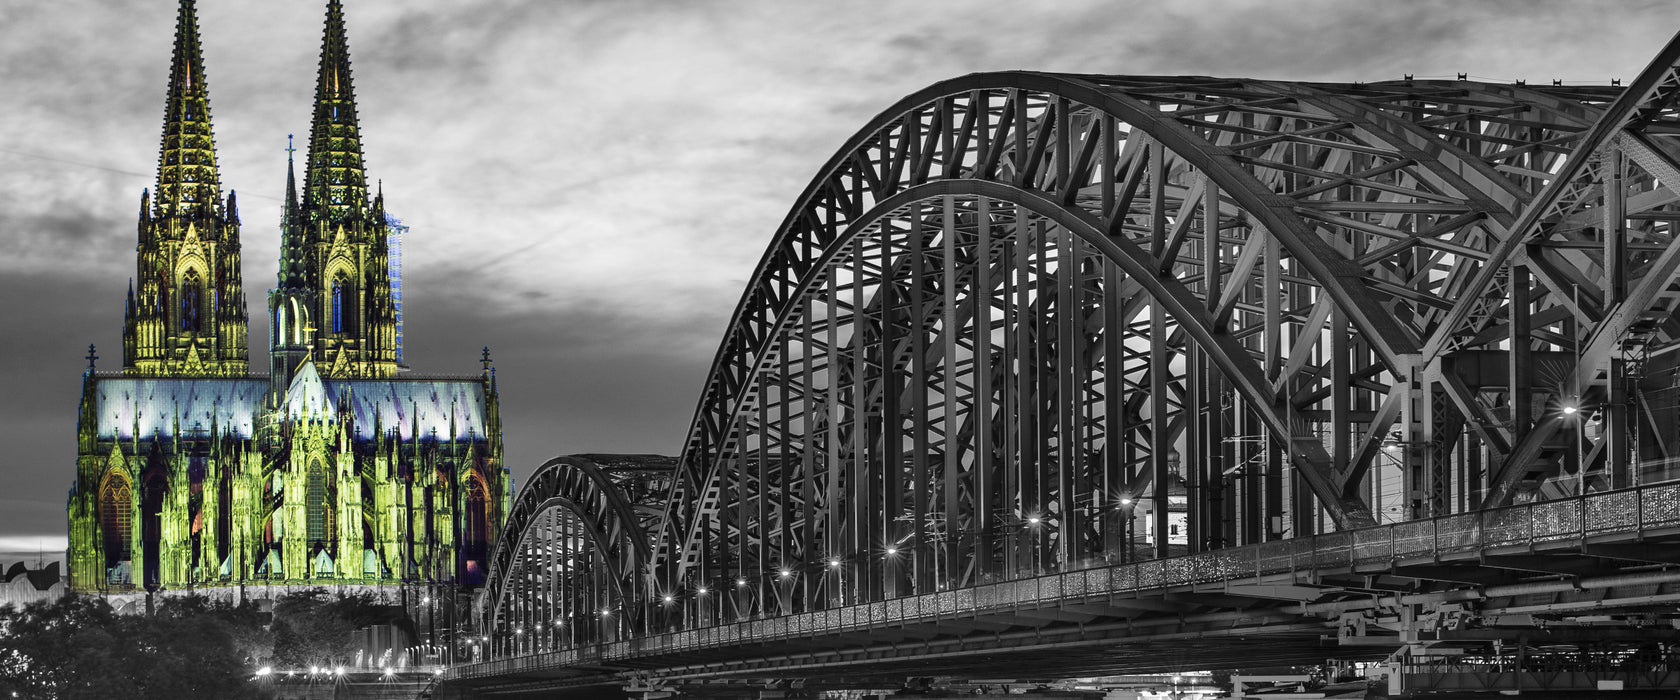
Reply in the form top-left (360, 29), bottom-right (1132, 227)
top-left (303, 0), bottom-right (369, 224)
top-left (155, 0), bottom-right (222, 222)
top-left (278, 136), bottom-right (307, 289)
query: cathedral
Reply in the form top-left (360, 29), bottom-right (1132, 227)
top-left (67, 0), bottom-right (510, 599)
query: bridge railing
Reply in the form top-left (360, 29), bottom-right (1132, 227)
top-left (449, 481), bottom-right (1680, 681)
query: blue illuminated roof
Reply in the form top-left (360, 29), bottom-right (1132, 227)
top-left (91, 366), bottom-right (490, 442)
top-left (92, 377), bottom-right (267, 439)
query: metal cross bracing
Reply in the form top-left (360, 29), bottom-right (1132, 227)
top-left (479, 455), bottom-right (670, 658)
top-left (463, 31), bottom-right (1680, 695)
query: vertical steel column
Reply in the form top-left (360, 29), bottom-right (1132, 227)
top-left (1000, 215), bottom-right (1020, 576)
top-left (880, 220), bottom-right (904, 598)
top-left (971, 198), bottom-right (996, 582)
top-left (801, 309), bottom-right (818, 613)
top-left (910, 203), bottom-right (932, 594)
top-left (826, 275), bottom-right (843, 606)
top-left (1186, 338), bottom-right (1203, 554)
top-left (777, 332), bottom-right (794, 614)
top-left (1509, 264), bottom-right (1533, 436)
top-left (1604, 146), bottom-right (1630, 489)
top-left (850, 243), bottom-right (874, 601)
top-left (1057, 224), bottom-right (1080, 566)
top-left (1604, 147), bottom-right (1627, 305)
top-left (1103, 256), bottom-right (1126, 560)
top-left (1203, 178), bottom-right (1227, 549)
top-left (941, 195), bottom-right (961, 590)
top-left (1150, 301), bottom-right (1171, 559)
top-left (1031, 219), bottom-right (1050, 571)
top-left (755, 379), bottom-right (770, 609)
top-left (1261, 231), bottom-right (1285, 541)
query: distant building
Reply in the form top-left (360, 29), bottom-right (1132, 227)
top-left (67, 0), bottom-right (510, 602)
top-left (1, 561), bottom-right (66, 609)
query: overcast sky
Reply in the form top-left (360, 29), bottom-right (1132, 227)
top-left (2, 0), bottom-right (1677, 559)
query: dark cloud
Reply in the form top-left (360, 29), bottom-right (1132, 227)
top-left (4, 0), bottom-right (1680, 548)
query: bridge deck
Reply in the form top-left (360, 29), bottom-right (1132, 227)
top-left (447, 481), bottom-right (1680, 693)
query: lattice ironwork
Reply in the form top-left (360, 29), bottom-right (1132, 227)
top-left (478, 33), bottom-right (1680, 668)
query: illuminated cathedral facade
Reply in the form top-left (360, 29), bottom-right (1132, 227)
top-left (67, 0), bottom-right (510, 598)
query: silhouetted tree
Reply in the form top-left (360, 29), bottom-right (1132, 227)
top-left (0, 595), bottom-right (275, 700)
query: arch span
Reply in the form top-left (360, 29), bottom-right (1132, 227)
top-left (461, 35), bottom-right (1680, 684)
top-left (643, 67), bottom-right (1680, 610)
top-left (479, 455), bottom-right (653, 637)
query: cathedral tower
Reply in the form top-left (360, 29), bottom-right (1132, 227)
top-left (123, 0), bottom-right (249, 377)
top-left (270, 0), bottom-right (400, 382)
top-left (73, 0), bottom-right (508, 602)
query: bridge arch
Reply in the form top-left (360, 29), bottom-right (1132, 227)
top-left (479, 455), bottom-right (651, 642)
top-left (456, 37), bottom-right (1680, 694)
top-left (652, 72), bottom-right (1644, 601)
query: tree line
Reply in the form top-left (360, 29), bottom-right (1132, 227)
top-left (0, 590), bottom-right (403, 700)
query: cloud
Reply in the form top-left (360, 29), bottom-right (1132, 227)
top-left (0, 534), bottom-right (70, 566)
top-left (3, 0), bottom-right (1680, 545)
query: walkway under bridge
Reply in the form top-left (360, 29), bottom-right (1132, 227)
top-left (447, 30), bottom-right (1680, 698)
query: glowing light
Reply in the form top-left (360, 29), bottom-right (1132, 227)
top-left (696, 586), bottom-right (708, 595)
top-left (600, 608), bottom-right (611, 616)
top-left (829, 559), bottom-right (841, 569)
top-left (1027, 516), bottom-right (1041, 525)
top-left (1562, 405), bottom-right (1578, 415)
top-left (1119, 497), bottom-right (1133, 505)
top-left (1384, 442), bottom-right (1401, 451)
top-left (778, 569), bottom-right (791, 579)
top-left (662, 595), bottom-right (674, 603)
top-left (737, 578), bottom-right (747, 587)
top-left (311, 666), bottom-right (320, 675)
top-left (255, 667), bottom-right (272, 676)
top-left (335, 667), bottom-right (345, 676)
top-left (885, 546), bottom-right (898, 556)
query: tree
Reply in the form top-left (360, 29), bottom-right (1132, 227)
top-left (269, 588), bottom-right (402, 670)
top-left (0, 595), bottom-right (128, 699)
top-left (0, 595), bottom-right (275, 700)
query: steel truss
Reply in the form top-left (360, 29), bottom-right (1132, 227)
top-left (478, 35), bottom-right (1680, 665)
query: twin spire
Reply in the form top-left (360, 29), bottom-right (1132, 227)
top-left (154, 0), bottom-right (372, 228)
top-left (304, 0), bottom-right (371, 222)
top-left (154, 0), bottom-right (221, 221)
top-left (128, 0), bottom-right (395, 378)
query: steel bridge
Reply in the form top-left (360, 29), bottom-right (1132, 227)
top-left (445, 34), bottom-right (1680, 698)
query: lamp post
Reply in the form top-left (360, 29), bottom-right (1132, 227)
top-left (1118, 496), bottom-right (1136, 563)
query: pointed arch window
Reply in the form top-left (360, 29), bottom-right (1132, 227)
top-left (331, 274), bottom-right (348, 334)
top-left (306, 460), bottom-right (335, 550)
top-left (142, 473), bottom-right (167, 590)
top-left (99, 471), bottom-right (133, 572)
top-left (463, 473), bottom-right (490, 583)
top-left (181, 271), bottom-right (202, 332)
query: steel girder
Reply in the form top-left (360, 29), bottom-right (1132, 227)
top-left (479, 455), bottom-right (650, 645)
top-left (647, 69), bottom-right (1680, 615)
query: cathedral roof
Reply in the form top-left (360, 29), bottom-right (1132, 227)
top-left (283, 360), bottom-right (333, 420)
top-left (90, 373), bottom-right (491, 442)
top-left (93, 377), bottom-right (268, 439)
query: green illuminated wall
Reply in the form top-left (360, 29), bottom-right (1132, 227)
top-left (69, 0), bottom-right (511, 596)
